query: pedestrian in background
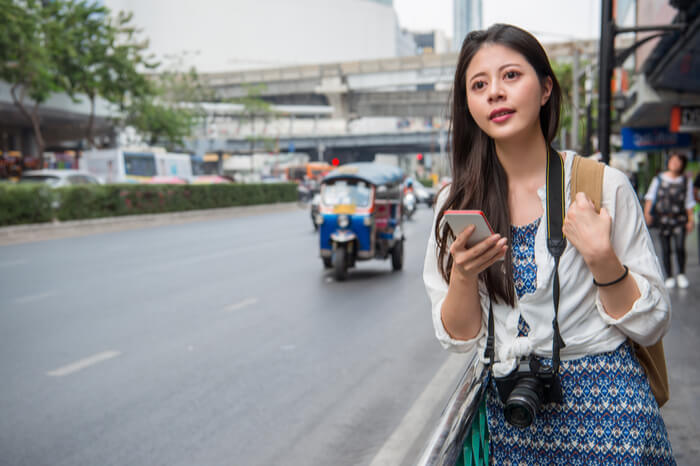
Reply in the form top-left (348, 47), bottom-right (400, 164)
top-left (694, 171), bottom-right (700, 264)
top-left (423, 23), bottom-right (674, 464)
top-left (644, 153), bottom-right (696, 288)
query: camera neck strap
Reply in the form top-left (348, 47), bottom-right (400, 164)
top-left (545, 147), bottom-right (566, 372)
top-left (484, 147), bottom-right (566, 372)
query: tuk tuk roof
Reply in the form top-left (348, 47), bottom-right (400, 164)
top-left (322, 163), bottom-right (403, 187)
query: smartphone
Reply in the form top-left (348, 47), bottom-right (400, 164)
top-left (444, 210), bottom-right (499, 250)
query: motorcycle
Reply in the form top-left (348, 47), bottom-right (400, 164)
top-left (403, 190), bottom-right (417, 220)
top-left (311, 193), bottom-right (321, 231)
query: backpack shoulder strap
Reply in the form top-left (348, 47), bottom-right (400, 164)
top-left (570, 155), bottom-right (605, 213)
top-left (571, 155), bottom-right (670, 407)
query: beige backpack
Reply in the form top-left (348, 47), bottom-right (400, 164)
top-left (571, 155), bottom-right (669, 407)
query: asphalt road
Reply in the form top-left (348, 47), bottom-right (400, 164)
top-left (2, 205), bottom-right (697, 466)
top-left (0, 205), bottom-right (457, 466)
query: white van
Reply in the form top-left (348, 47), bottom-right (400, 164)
top-left (83, 148), bottom-right (193, 183)
top-left (155, 152), bottom-right (193, 180)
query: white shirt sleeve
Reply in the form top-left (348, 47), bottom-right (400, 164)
top-left (594, 167), bottom-right (671, 346)
top-left (685, 176), bottom-right (696, 210)
top-left (644, 175), bottom-right (659, 202)
top-left (423, 188), bottom-right (486, 354)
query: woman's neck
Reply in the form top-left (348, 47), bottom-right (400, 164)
top-left (665, 170), bottom-right (682, 179)
top-left (494, 131), bottom-right (548, 183)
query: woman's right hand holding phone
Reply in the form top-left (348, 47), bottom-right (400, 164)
top-left (441, 225), bottom-right (506, 341)
top-left (449, 225), bottom-right (508, 282)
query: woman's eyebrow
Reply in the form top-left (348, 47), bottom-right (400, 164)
top-left (468, 63), bottom-right (523, 83)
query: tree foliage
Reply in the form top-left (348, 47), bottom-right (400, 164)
top-left (0, 0), bottom-right (202, 157)
top-left (49, 3), bottom-right (157, 147)
top-left (124, 54), bottom-right (214, 149)
top-left (0, 0), bottom-right (63, 162)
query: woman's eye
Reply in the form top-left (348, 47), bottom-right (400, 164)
top-left (505, 71), bottom-right (520, 79)
top-left (472, 81), bottom-right (486, 90)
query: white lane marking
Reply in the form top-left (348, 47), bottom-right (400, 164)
top-left (368, 353), bottom-right (471, 466)
top-left (47, 351), bottom-right (121, 377)
top-left (0, 259), bottom-right (27, 268)
top-left (15, 291), bottom-right (56, 304)
top-left (223, 298), bottom-right (258, 312)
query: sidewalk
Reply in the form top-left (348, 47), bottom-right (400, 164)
top-left (656, 227), bottom-right (700, 463)
top-left (0, 202), bottom-right (301, 246)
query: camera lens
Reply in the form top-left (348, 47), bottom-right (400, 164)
top-left (503, 377), bottom-right (543, 427)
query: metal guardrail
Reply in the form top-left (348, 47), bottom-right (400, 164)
top-left (416, 353), bottom-right (487, 466)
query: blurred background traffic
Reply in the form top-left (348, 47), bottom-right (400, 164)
top-left (1, 1), bottom-right (699, 465)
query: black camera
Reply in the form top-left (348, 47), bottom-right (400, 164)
top-left (494, 356), bottom-right (563, 428)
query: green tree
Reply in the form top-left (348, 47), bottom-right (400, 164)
top-left (51, 2), bottom-right (155, 148)
top-left (0, 0), bottom-right (63, 164)
top-left (125, 55), bottom-right (213, 150)
top-left (126, 96), bottom-right (195, 148)
top-left (552, 61), bottom-right (573, 146)
top-left (237, 83), bottom-right (273, 153)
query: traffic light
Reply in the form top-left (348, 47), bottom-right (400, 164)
top-left (416, 153), bottom-right (424, 165)
top-left (332, 157), bottom-right (340, 166)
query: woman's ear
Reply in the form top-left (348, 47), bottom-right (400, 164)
top-left (540, 76), bottom-right (553, 106)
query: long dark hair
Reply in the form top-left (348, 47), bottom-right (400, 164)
top-left (435, 24), bottom-right (562, 306)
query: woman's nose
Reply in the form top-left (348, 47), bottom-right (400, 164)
top-left (487, 81), bottom-right (505, 102)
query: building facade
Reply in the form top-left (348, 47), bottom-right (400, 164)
top-left (452, 0), bottom-right (482, 51)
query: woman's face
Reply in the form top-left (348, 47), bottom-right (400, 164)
top-left (465, 43), bottom-right (552, 143)
top-left (667, 154), bottom-right (683, 174)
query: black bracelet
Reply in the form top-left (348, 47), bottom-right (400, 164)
top-left (593, 265), bottom-right (629, 287)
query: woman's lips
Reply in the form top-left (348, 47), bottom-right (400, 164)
top-left (490, 111), bottom-right (515, 123)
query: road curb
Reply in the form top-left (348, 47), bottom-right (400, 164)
top-left (0, 202), bottom-right (302, 246)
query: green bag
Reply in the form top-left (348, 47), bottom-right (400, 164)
top-left (456, 397), bottom-right (489, 466)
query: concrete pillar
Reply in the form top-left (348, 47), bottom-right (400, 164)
top-left (315, 76), bottom-right (349, 119)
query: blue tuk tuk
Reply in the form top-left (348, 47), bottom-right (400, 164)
top-left (317, 163), bottom-right (405, 280)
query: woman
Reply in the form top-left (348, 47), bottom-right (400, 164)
top-left (423, 24), bottom-right (674, 464)
top-left (644, 153), bottom-right (696, 289)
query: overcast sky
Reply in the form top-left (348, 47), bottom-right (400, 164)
top-left (103, 0), bottom-right (606, 72)
top-left (394, 0), bottom-right (602, 43)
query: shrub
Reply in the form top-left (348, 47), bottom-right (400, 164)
top-left (0, 184), bottom-right (54, 226)
top-left (54, 182), bottom-right (298, 221)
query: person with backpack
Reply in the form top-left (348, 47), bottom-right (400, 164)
top-left (695, 172), bottom-right (700, 264)
top-left (423, 24), bottom-right (674, 464)
top-left (644, 153), bottom-right (696, 288)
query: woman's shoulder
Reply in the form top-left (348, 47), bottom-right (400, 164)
top-left (659, 172), bottom-right (687, 183)
top-left (562, 150), bottom-right (627, 185)
top-left (434, 183), bottom-right (452, 211)
top-left (562, 151), bottom-right (636, 198)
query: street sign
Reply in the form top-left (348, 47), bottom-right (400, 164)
top-left (288, 142), bottom-right (295, 153)
top-left (621, 126), bottom-right (691, 151)
top-left (670, 106), bottom-right (700, 132)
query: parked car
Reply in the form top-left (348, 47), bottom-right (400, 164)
top-left (19, 169), bottom-right (103, 187)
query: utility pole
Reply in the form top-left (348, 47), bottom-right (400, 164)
top-left (597, 0), bottom-right (688, 165)
top-left (597, 0), bottom-right (614, 165)
top-left (572, 47), bottom-right (580, 151)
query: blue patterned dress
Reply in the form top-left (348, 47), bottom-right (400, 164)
top-left (482, 218), bottom-right (675, 465)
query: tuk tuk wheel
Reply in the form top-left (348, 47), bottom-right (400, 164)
top-left (323, 257), bottom-right (332, 269)
top-left (333, 248), bottom-right (348, 281)
top-left (391, 240), bottom-right (404, 271)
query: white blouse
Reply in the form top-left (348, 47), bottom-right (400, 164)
top-left (644, 173), bottom-right (697, 211)
top-left (423, 152), bottom-right (671, 377)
